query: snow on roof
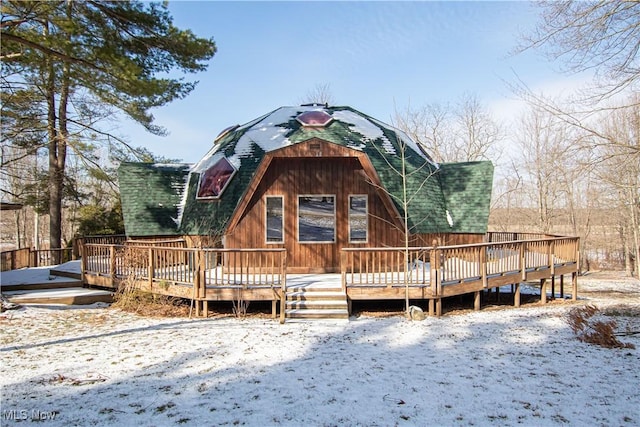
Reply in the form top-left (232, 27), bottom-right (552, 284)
top-left (195, 105), bottom-right (438, 171)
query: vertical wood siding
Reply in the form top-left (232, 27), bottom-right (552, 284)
top-left (225, 140), bottom-right (483, 272)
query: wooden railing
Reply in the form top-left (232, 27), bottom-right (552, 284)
top-left (125, 238), bottom-right (187, 249)
top-left (1, 248), bottom-right (31, 271)
top-left (340, 247), bottom-right (433, 290)
top-left (341, 236), bottom-right (580, 295)
top-left (486, 231), bottom-right (552, 242)
top-left (82, 244), bottom-right (286, 291)
top-left (1, 247), bottom-right (74, 271)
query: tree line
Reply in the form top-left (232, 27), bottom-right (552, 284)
top-left (1, 1), bottom-right (638, 276)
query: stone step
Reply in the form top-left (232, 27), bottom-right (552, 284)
top-left (285, 308), bottom-right (349, 320)
top-left (4, 287), bottom-right (113, 305)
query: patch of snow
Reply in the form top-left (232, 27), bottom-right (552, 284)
top-left (367, 116), bottom-right (439, 168)
top-left (0, 267), bottom-right (71, 286)
top-left (332, 110), bottom-right (390, 147)
top-left (446, 209), bottom-right (454, 227)
top-left (0, 267), bottom-right (639, 426)
top-left (174, 172), bottom-right (193, 227)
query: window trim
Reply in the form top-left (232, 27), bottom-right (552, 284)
top-left (348, 194), bottom-right (368, 243)
top-left (297, 194), bottom-right (336, 244)
top-left (195, 157), bottom-right (237, 200)
top-left (265, 195), bottom-right (285, 244)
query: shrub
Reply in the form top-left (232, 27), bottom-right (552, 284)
top-left (566, 304), bottom-right (635, 349)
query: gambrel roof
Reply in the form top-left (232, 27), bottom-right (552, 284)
top-left (118, 105), bottom-right (493, 237)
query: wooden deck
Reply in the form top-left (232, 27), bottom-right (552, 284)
top-left (80, 233), bottom-right (579, 321)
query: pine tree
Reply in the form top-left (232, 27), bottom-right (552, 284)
top-left (1, 1), bottom-right (216, 259)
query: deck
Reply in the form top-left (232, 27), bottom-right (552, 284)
top-left (79, 233), bottom-right (579, 321)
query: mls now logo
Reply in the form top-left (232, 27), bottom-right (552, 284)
top-left (2, 409), bottom-right (58, 421)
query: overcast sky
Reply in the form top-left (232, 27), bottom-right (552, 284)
top-left (119, 1), bottom-right (587, 164)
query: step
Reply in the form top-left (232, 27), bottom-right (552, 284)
top-left (49, 268), bottom-right (82, 280)
top-left (1, 279), bottom-right (82, 291)
top-left (286, 286), bottom-right (343, 293)
top-left (0, 266), bottom-right (83, 291)
top-left (4, 287), bottom-right (113, 305)
top-left (285, 308), bottom-right (349, 320)
top-left (286, 299), bottom-right (348, 310)
top-left (286, 290), bottom-right (346, 301)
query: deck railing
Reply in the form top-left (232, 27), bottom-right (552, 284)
top-left (341, 236), bottom-right (580, 295)
top-left (82, 244), bottom-right (287, 292)
top-left (1, 247), bottom-right (74, 271)
top-left (340, 247), bottom-right (433, 290)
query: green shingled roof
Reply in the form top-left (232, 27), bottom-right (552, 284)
top-left (439, 161), bottom-right (494, 233)
top-left (118, 163), bottom-right (190, 237)
top-left (118, 105), bottom-right (494, 237)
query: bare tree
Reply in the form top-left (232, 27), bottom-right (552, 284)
top-left (521, 1), bottom-right (640, 103)
top-left (395, 93), bottom-right (503, 163)
top-left (300, 83), bottom-right (335, 106)
top-left (595, 101), bottom-right (640, 277)
top-left (515, 106), bottom-right (569, 233)
top-left (394, 102), bottom-right (454, 163)
top-left (453, 93), bottom-right (503, 162)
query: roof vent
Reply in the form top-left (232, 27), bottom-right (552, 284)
top-left (214, 124), bottom-right (239, 143)
top-left (296, 110), bottom-right (333, 127)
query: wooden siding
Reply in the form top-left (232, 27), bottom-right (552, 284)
top-left (224, 139), bottom-right (486, 273)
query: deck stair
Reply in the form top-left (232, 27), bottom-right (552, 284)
top-left (284, 284), bottom-right (349, 320)
top-left (1, 262), bottom-right (113, 306)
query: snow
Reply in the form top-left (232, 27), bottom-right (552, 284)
top-left (1, 267), bottom-right (639, 426)
top-left (0, 266), bottom-right (74, 287)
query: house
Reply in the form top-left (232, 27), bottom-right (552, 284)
top-left (118, 104), bottom-right (494, 274)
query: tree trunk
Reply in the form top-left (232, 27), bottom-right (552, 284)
top-left (46, 15), bottom-right (71, 264)
top-left (45, 31), bottom-right (62, 259)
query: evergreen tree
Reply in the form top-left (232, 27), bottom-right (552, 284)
top-left (1, 1), bottom-right (216, 259)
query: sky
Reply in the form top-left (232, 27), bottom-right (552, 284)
top-left (120, 1), bottom-right (584, 164)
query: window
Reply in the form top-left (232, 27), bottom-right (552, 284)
top-left (266, 196), bottom-right (284, 243)
top-left (298, 195), bottom-right (335, 243)
top-left (196, 157), bottom-right (236, 199)
top-left (349, 195), bottom-right (368, 243)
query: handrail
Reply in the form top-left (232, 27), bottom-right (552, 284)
top-left (83, 244), bottom-right (287, 287)
top-left (341, 237), bottom-right (580, 294)
top-left (1, 247), bottom-right (74, 271)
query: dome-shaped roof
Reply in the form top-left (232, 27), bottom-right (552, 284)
top-left (191, 105), bottom-right (437, 175)
top-left (118, 104), bottom-right (493, 238)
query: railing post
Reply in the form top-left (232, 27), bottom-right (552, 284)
top-left (549, 240), bottom-right (555, 276)
top-left (148, 247), bottom-right (154, 290)
top-left (192, 250), bottom-right (201, 314)
top-left (280, 251), bottom-right (287, 324)
top-left (109, 245), bottom-right (116, 280)
top-left (430, 246), bottom-right (438, 297)
top-left (480, 246), bottom-right (487, 288)
top-left (430, 245), bottom-right (442, 317)
top-left (340, 251), bottom-right (347, 293)
top-left (520, 242), bottom-right (526, 282)
top-left (198, 248), bottom-right (206, 299)
top-left (81, 244), bottom-right (87, 284)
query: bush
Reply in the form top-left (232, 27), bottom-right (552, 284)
top-left (566, 304), bottom-right (635, 349)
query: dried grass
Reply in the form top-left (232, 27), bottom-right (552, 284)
top-left (566, 304), bottom-right (636, 349)
top-left (110, 248), bottom-right (190, 318)
top-left (111, 280), bottom-right (189, 317)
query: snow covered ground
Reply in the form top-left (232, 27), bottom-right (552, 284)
top-left (1, 271), bottom-right (639, 426)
